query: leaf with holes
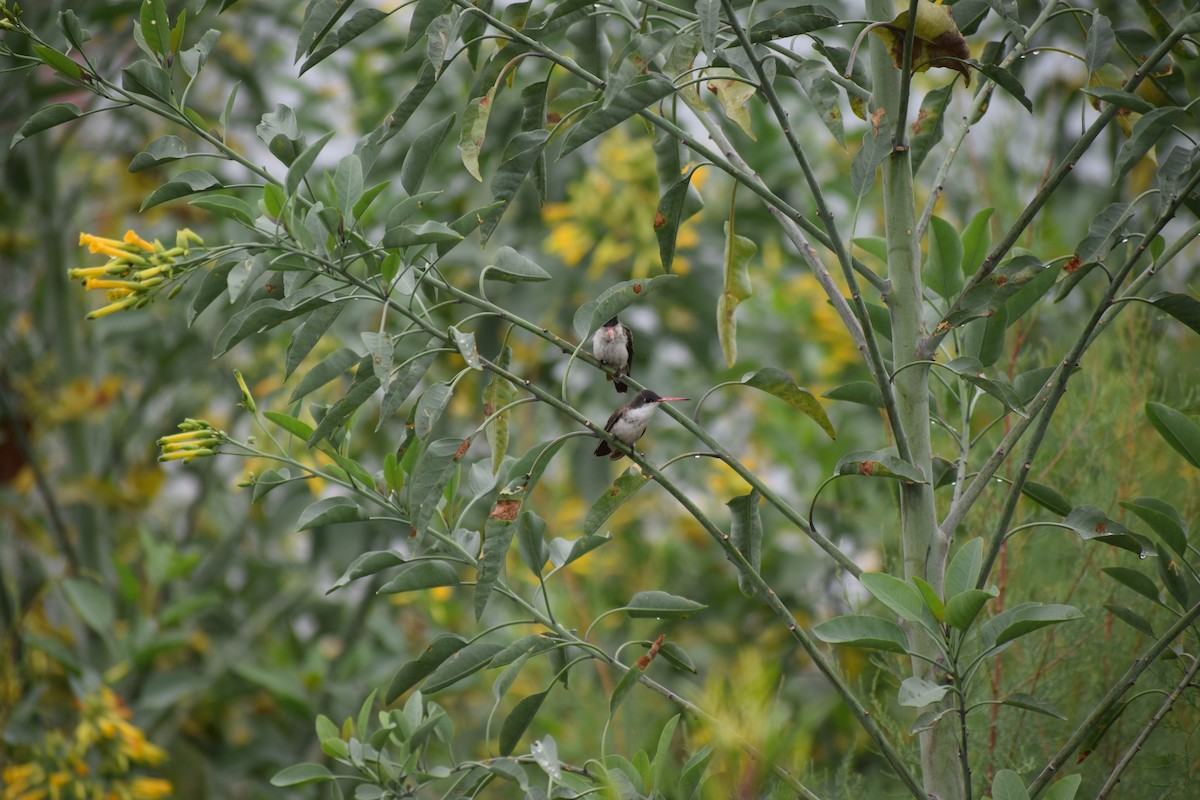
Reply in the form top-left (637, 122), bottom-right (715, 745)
top-left (835, 450), bottom-right (925, 483)
top-left (742, 367), bottom-right (835, 439)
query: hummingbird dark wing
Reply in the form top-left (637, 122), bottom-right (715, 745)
top-left (594, 406), bottom-right (625, 458)
top-left (613, 327), bottom-right (633, 394)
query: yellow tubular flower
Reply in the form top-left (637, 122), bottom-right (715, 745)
top-left (83, 279), bottom-right (143, 292)
top-left (127, 779), bottom-right (172, 800)
top-left (78, 233), bottom-right (124, 250)
top-left (86, 297), bottom-right (140, 320)
top-left (122, 230), bottom-right (156, 252)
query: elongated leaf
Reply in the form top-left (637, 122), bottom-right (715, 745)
top-left (977, 63), bottom-right (1032, 112)
top-left (449, 325), bottom-right (481, 368)
top-left (1104, 604), bottom-right (1155, 637)
top-left (401, 112), bottom-right (456, 194)
top-left (812, 615), bottom-right (908, 653)
top-left (822, 381), bottom-right (884, 408)
top-left (898, 676), bottom-right (951, 708)
top-left (62, 579), bottom-right (114, 639)
top-left (409, 438), bottom-right (469, 540)
top-left (475, 511), bottom-right (518, 620)
top-left (944, 588), bottom-right (996, 631)
top-left (1148, 292), bottom-right (1200, 337)
top-left (719, 221), bottom-right (756, 366)
top-left (655, 168), bottom-right (704, 273)
top-left (499, 690), bottom-right (549, 756)
top-left (485, 246), bottom-right (551, 283)
top-left (706, 67), bottom-right (757, 140)
top-left (547, 533), bottom-right (612, 569)
top-left (378, 561), bottom-right (460, 595)
top-left (960, 208), bottom-right (994, 275)
top-left (141, 169), bottom-right (221, 211)
top-left (300, 8), bottom-right (389, 74)
top-left (742, 367), bottom-right (835, 439)
top-left (327, 551), bottom-right (405, 594)
top-left (851, 122), bottom-right (890, 196)
top-left (289, 347), bottom-right (360, 404)
top-left (1021, 481), bottom-right (1072, 517)
top-left (835, 450), bottom-right (926, 483)
top-left (749, 6), bottom-right (839, 42)
top-left (923, 215), bottom-right (963, 300)
top-left (1063, 504), bottom-right (1152, 556)
top-left (1001, 692), bottom-right (1067, 721)
top-left (909, 83), bottom-right (952, 172)
top-left (482, 130), bottom-right (549, 242)
top-left (414, 383), bottom-right (453, 439)
top-left (1080, 86), bottom-right (1154, 114)
top-left (944, 538), bottom-right (984, 599)
top-left (608, 663), bottom-right (642, 716)
top-left (727, 490), bottom-right (762, 597)
top-left (128, 134), bottom-right (188, 171)
top-left (491, 634), bottom-right (560, 670)
top-left (1120, 497), bottom-right (1188, 557)
top-left (32, 44), bottom-right (83, 79)
top-left (377, 343), bottom-right (437, 430)
top-left (1102, 566), bottom-right (1164, 605)
top-left (1075, 202), bottom-right (1134, 264)
top-left (981, 602), bottom-right (1083, 648)
top-left (297, 496), bottom-right (366, 530)
top-left (482, 348), bottom-right (516, 474)
top-left (122, 59), bottom-right (172, 102)
top-left (306, 370), bottom-right (381, 446)
top-left (913, 577), bottom-right (945, 622)
top-left (386, 634), bottom-right (467, 702)
top-left (584, 468), bottom-right (652, 536)
top-left (263, 412), bottom-right (313, 441)
top-left (459, 88), bottom-right (495, 181)
top-left (860, 573), bottom-right (928, 624)
top-left (189, 195), bottom-right (255, 226)
top-left (1116, 108), bottom-right (1184, 182)
top-left (286, 130), bottom-right (335, 195)
top-left (1085, 11), bottom-right (1114, 74)
top-left (516, 510), bottom-right (547, 578)
top-left (560, 75), bottom-right (676, 156)
top-left (572, 275), bottom-right (678, 339)
top-left (624, 591), bottom-right (706, 619)
top-left (423, 642), bottom-right (505, 694)
top-left (1145, 402), bottom-right (1200, 468)
top-left (271, 764), bottom-right (334, 787)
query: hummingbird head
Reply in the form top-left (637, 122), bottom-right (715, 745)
top-left (635, 390), bottom-right (689, 406)
top-left (603, 317), bottom-right (620, 340)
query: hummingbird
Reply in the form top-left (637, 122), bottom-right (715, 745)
top-left (594, 390), bottom-right (688, 459)
top-left (592, 316), bottom-right (634, 393)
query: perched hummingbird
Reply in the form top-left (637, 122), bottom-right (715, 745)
top-left (594, 390), bottom-right (688, 459)
top-left (592, 316), bottom-right (634, 393)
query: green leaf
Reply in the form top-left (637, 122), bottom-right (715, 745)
top-left (944, 538), bottom-right (984, 598)
top-left (499, 690), bottom-right (549, 756)
top-left (263, 411), bottom-right (314, 441)
top-left (270, 763), bottom-right (334, 787)
top-left (748, 6), bottom-right (839, 41)
top-left (559, 74), bottom-right (676, 156)
top-left (960, 208), bottom-right (994, 275)
top-left (1104, 604), bottom-right (1155, 637)
top-left (1148, 292), bottom-right (1200, 337)
top-left (977, 63), bottom-right (1032, 112)
top-left (459, 88), bottom-right (495, 181)
top-left (449, 325), bottom-right (482, 369)
top-left (835, 450), bottom-right (926, 483)
top-left (289, 347), bottom-right (360, 404)
top-left (414, 383), bottom-right (453, 440)
top-left (482, 131), bottom-right (549, 242)
top-left (645, 640), bottom-right (697, 674)
top-left (400, 112), bottom-right (456, 194)
top-left (305, 370), bottom-right (381, 446)
top-left (377, 560), bottom-right (461, 595)
top-left (913, 576), bottom-right (945, 622)
top-left (898, 676), bottom-right (951, 707)
top-left (1001, 692), bottom-right (1067, 721)
top-left (12, 103), bottom-right (82, 148)
top-left (910, 83), bottom-right (951, 172)
top-left (991, 769), bottom-right (1030, 800)
top-left (624, 591), bottom-right (706, 619)
top-left (860, 573), bottom-right (930, 625)
top-left (141, 169), bottom-right (221, 211)
top-left (547, 533), bottom-right (612, 569)
top-left (572, 276), bottom-right (679, 339)
top-left (981, 602), bottom-right (1083, 648)
top-left (822, 381), bottom-right (884, 408)
top-left (423, 642), bottom-right (505, 694)
top-left (189, 195), bottom-right (255, 227)
top-left (1042, 774), bottom-right (1083, 800)
top-left (383, 220), bottom-right (463, 248)
top-left (484, 246), bottom-right (552, 283)
top-left (62, 579), bottom-right (114, 639)
top-left (944, 588), bottom-right (996, 631)
top-left (408, 438), bottom-right (468, 541)
top-left (655, 168), bottom-right (704, 272)
top-left (286, 130), bottom-right (335, 195)
top-left (386, 634), bottom-right (467, 703)
top-left (584, 467), bottom-right (652, 536)
top-left (1079, 86), bottom-right (1153, 114)
top-left (811, 615), bottom-right (908, 653)
top-left (1102, 566), bottom-right (1164, 606)
top-left (727, 490), bottom-right (762, 598)
top-left (923, 216), bottom-right (964, 300)
top-left (300, 8), bottom-right (389, 74)
top-left (706, 67), bottom-right (757, 140)
top-left (851, 123), bottom-right (890, 197)
top-left (742, 367), bottom-right (835, 439)
top-left (187, 260), bottom-right (236, 324)
top-left (516, 510), bottom-right (547, 578)
top-left (1021, 481), bottom-right (1072, 516)
top-left (296, 496), bottom-right (366, 530)
top-left (719, 220), bottom-right (756, 367)
top-left (1058, 505), bottom-right (1149, 555)
top-left (327, 551), bottom-right (405, 594)
top-left (122, 59), bottom-right (172, 102)
top-left (1085, 11), bottom-right (1114, 74)
top-left (140, 0), bottom-right (171, 56)
top-left (608, 664), bottom-right (642, 716)
top-left (1116, 108), bottom-right (1185, 182)
top-left (1146, 402), bottom-right (1200, 468)
top-left (649, 715), bottom-right (679, 792)
top-left (1120, 497), bottom-right (1188, 557)
top-left (482, 348), bottom-right (516, 474)
top-left (475, 511), bottom-right (519, 620)
top-left (1075, 202), bottom-right (1134, 264)
top-left (32, 44), bottom-right (83, 79)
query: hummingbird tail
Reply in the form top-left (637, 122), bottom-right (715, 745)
top-left (613, 379), bottom-right (628, 393)
top-left (594, 441), bottom-right (611, 457)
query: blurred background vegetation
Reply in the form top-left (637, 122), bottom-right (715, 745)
top-left (3, 1), bottom-right (1200, 798)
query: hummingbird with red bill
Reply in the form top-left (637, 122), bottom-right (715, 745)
top-left (594, 390), bottom-right (688, 459)
top-left (592, 316), bottom-right (634, 393)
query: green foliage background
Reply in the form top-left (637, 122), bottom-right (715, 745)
top-left (3, 1), bottom-right (1200, 799)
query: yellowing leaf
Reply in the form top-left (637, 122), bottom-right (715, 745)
top-left (459, 89), bottom-right (495, 182)
top-left (706, 68), bottom-right (757, 140)
top-left (871, 0), bottom-right (970, 85)
top-left (718, 220), bottom-right (756, 367)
